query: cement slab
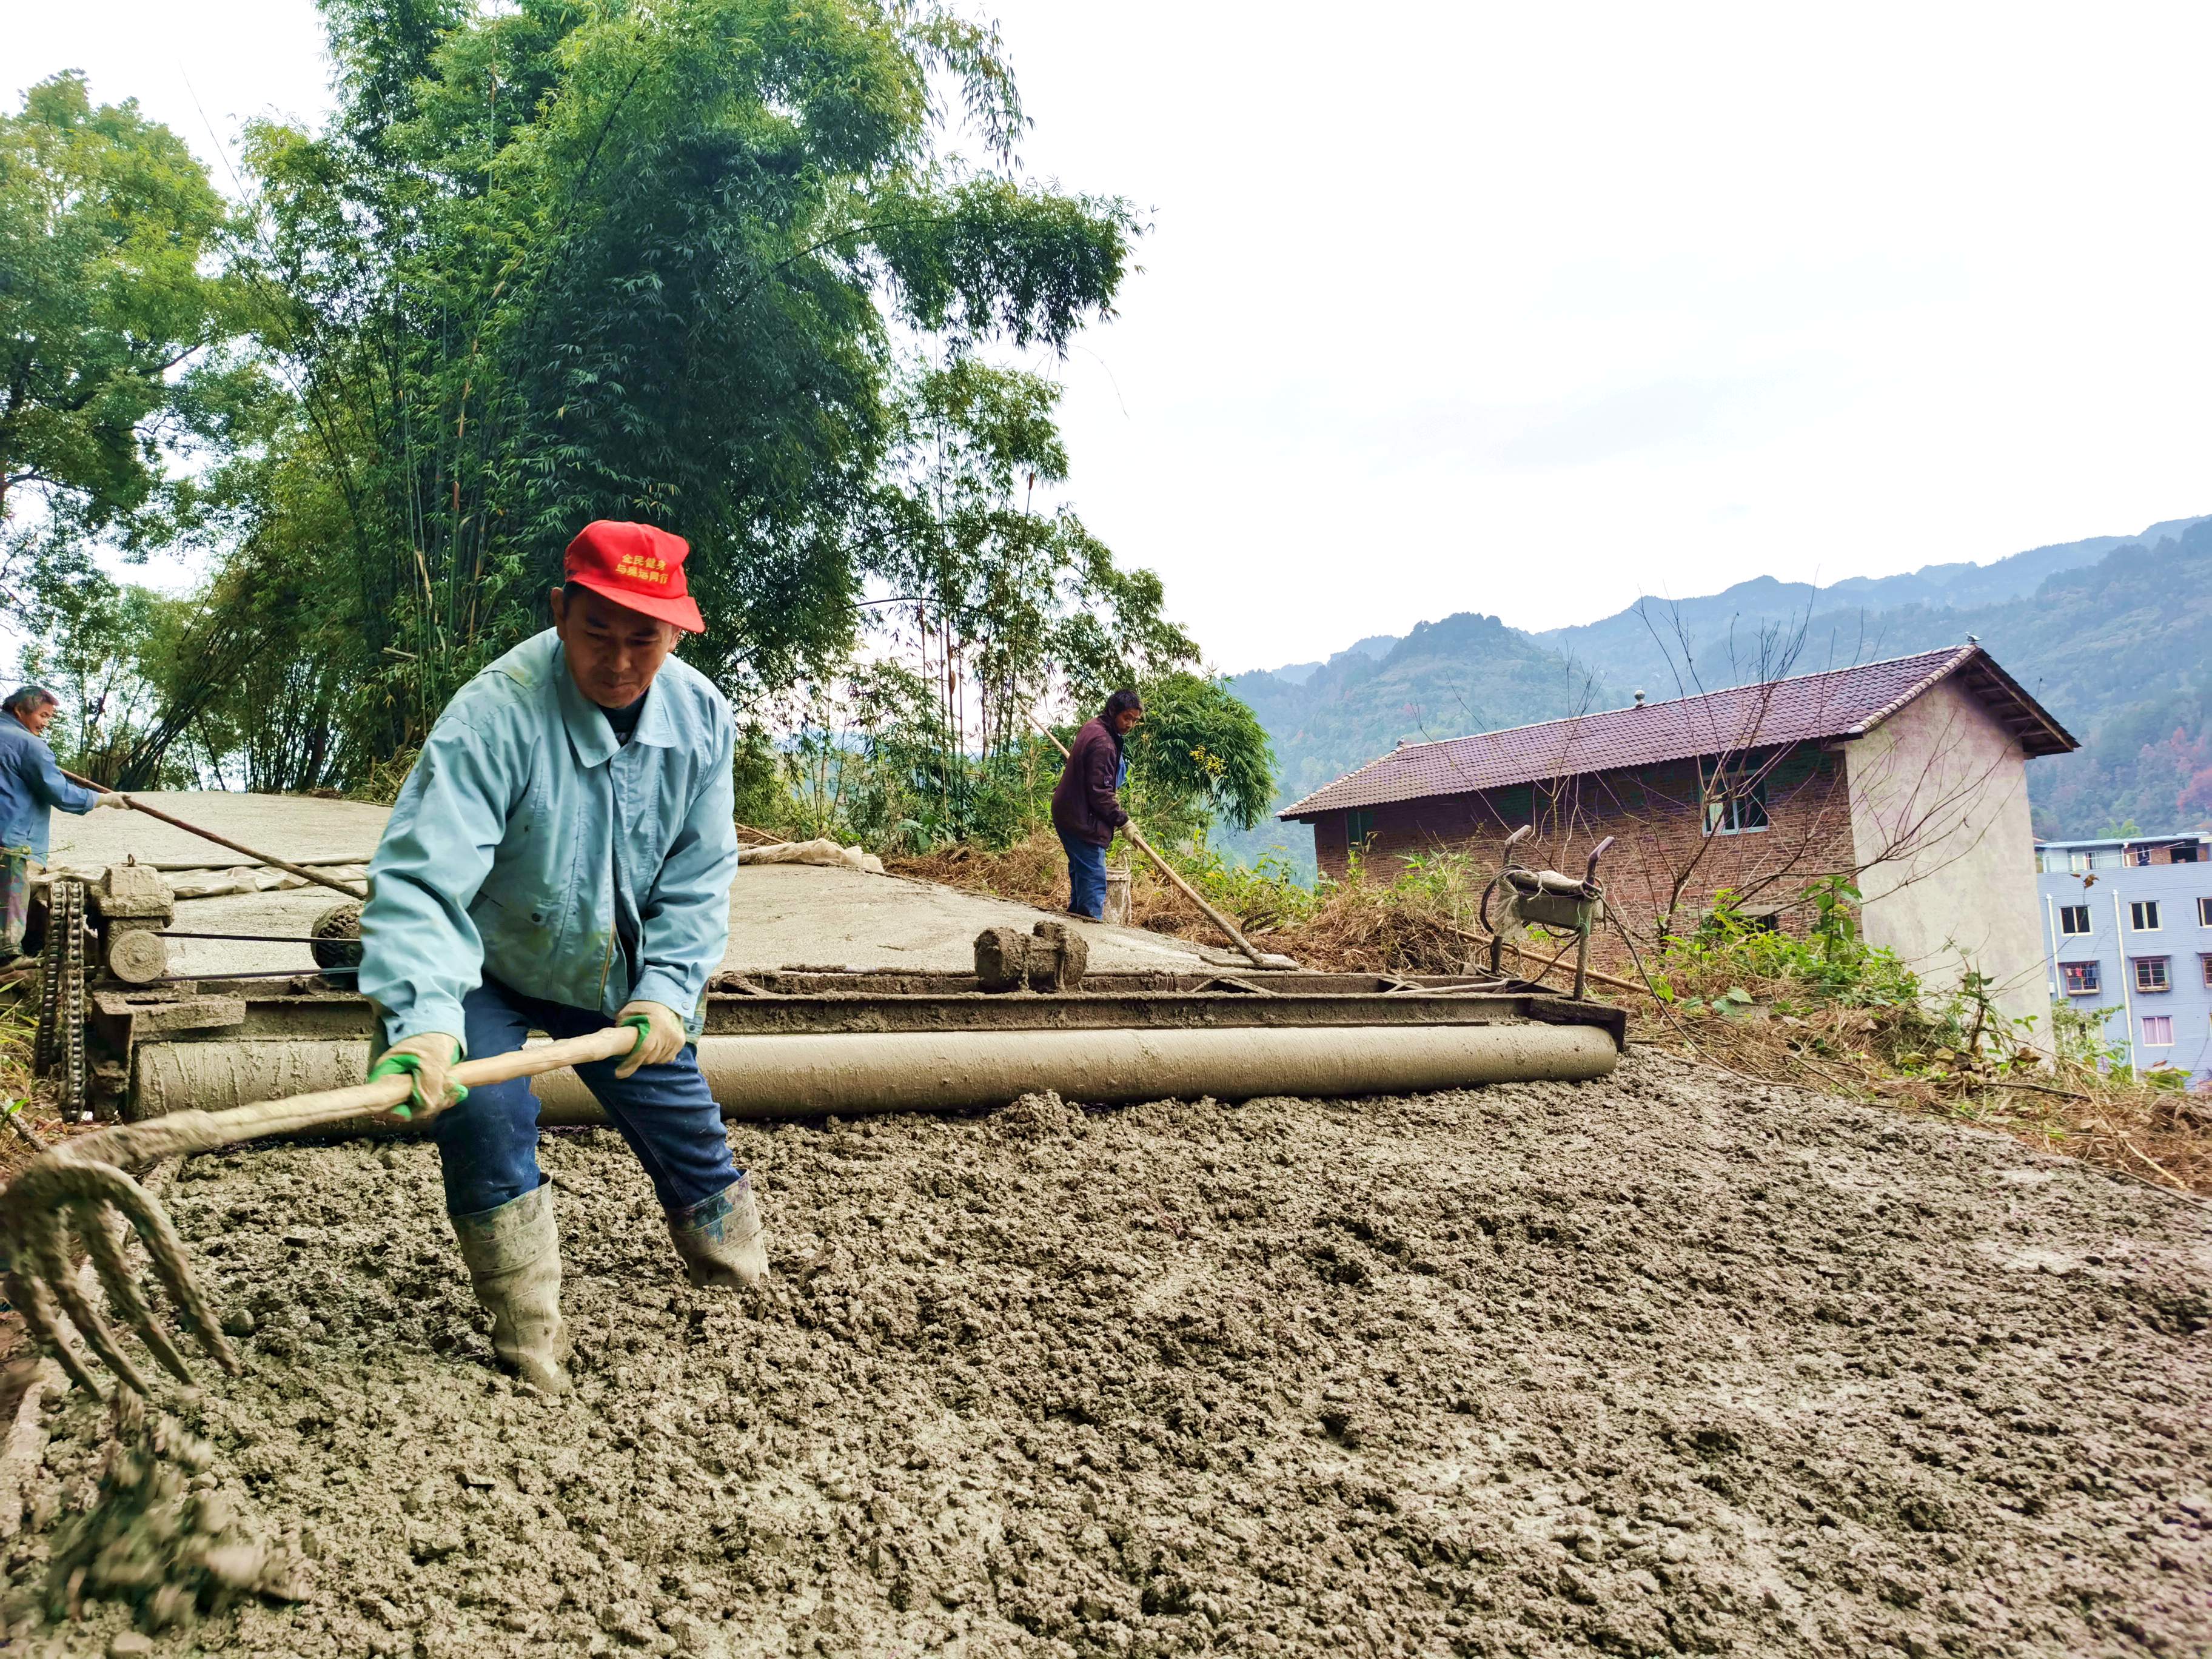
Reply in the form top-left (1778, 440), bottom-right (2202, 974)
top-left (51, 792), bottom-right (1242, 979)
top-left (50, 790), bottom-right (390, 868)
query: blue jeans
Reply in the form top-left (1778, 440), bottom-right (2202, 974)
top-left (1060, 831), bottom-right (1108, 919)
top-left (434, 977), bottom-right (739, 1219)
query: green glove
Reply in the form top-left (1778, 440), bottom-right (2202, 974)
top-left (368, 1033), bottom-right (466, 1121)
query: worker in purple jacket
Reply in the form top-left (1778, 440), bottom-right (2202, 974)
top-left (1050, 688), bottom-right (1143, 919)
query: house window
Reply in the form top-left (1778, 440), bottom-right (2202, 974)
top-left (2143, 1014), bottom-right (2174, 1047)
top-left (2174, 843), bottom-right (2202, 864)
top-left (2058, 904), bottom-right (2091, 936)
top-left (1703, 775), bottom-right (1769, 836)
top-left (2132, 845), bottom-right (2154, 866)
top-left (2134, 957), bottom-right (2170, 993)
top-left (1344, 809), bottom-right (1376, 852)
top-left (2131, 900), bottom-right (2161, 931)
top-left (2201, 954), bottom-right (2212, 990)
top-left (2060, 960), bottom-right (2101, 995)
top-left (2198, 896), bottom-right (2212, 927)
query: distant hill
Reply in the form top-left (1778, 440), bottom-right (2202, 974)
top-left (1219, 614), bottom-right (1609, 874)
top-left (1525, 516), bottom-right (2207, 701)
top-left (1232, 515), bottom-right (2212, 872)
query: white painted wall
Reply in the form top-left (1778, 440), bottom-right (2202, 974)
top-left (1843, 676), bottom-right (2048, 1037)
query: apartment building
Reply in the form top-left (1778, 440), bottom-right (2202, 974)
top-left (2035, 832), bottom-right (2212, 1080)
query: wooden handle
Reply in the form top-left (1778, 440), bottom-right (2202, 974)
top-left (1117, 819), bottom-right (1274, 970)
top-left (52, 1027), bottom-right (638, 1168)
top-left (56, 769), bottom-right (370, 902)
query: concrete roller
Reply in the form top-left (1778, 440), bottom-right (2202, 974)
top-left (133, 1022), bottom-right (1616, 1125)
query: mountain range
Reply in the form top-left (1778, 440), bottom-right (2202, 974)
top-left (1225, 515), bottom-right (2212, 873)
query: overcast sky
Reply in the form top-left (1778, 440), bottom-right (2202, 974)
top-left (14, 2), bottom-right (2210, 672)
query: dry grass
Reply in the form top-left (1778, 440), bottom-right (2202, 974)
top-left (885, 828), bottom-right (1233, 943)
top-left (1267, 880), bottom-right (1478, 975)
top-left (0, 985), bottom-right (63, 1184)
top-left (1646, 995), bottom-right (2212, 1201)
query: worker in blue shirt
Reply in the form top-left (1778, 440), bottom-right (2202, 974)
top-left (0, 685), bottom-right (129, 961)
top-left (357, 521), bottom-right (759, 1395)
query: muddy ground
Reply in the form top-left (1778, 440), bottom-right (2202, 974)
top-left (5, 1051), bottom-right (2211, 1657)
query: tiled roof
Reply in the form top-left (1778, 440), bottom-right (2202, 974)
top-left (1279, 644), bottom-right (2075, 819)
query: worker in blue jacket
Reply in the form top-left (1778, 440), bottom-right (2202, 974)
top-left (357, 521), bottom-right (759, 1394)
top-left (0, 685), bottom-right (129, 961)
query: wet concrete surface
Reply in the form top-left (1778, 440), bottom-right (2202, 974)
top-left (49, 793), bottom-right (1245, 979)
top-left (7, 1054), bottom-right (2210, 1655)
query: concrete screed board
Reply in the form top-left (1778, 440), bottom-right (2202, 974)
top-left (49, 791), bottom-right (1247, 980)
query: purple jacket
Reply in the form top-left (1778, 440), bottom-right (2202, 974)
top-left (1051, 718), bottom-right (1128, 848)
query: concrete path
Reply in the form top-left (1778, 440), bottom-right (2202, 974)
top-left (50, 792), bottom-right (1242, 979)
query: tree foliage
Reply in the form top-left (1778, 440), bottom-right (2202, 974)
top-left (196, 0), bottom-right (1138, 774)
top-left (1123, 671), bottom-right (1275, 833)
top-left (0, 73), bottom-right (250, 582)
top-left (12, 1), bottom-right (1279, 856)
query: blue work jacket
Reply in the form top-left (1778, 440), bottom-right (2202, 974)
top-left (0, 714), bottom-right (98, 862)
top-left (360, 629), bottom-right (739, 1050)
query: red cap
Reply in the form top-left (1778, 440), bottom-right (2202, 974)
top-left (562, 521), bottom-right (706, 634)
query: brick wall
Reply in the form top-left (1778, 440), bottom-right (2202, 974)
top-left (2142, 845), bottom-right (2208, 867)
top-left (1299, 742), bottom-right (1858, 971)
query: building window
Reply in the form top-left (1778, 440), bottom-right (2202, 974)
top-left (2134, 956), bottom-right (2171, 993)
top-left (2202, 954), bottom-right (2212, 990)
top-left (2143, 1014), bottom-right (2174, 1047)
top-left (2060, 960), bottom-right (2101, 995)
top-left (1344, 809), bottom-right (1375, 852)
top-left (2058, 904), bottom-right (2091, 936)
top-left (2131, 900), bottom-right (2161, 931)
top-left (1703, 775), bottom-right (1769, 836)
top-left (2174, 843), bottom-right (2202, 864)
top-left (2069, 851), bottom-right (2092, 873)
top-left (2199, 896), bottom-right (2212, 927)
top-left (2132, 845), bottom-right (2154, 866)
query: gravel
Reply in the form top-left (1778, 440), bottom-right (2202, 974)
top-left (6, 1050), bottom-right (2210, 1656)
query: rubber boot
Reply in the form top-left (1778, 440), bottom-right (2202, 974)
top-left (451, 1182), bottom-right (573, 1395)
top-left (665, 1172), bottom-right (769, 1290)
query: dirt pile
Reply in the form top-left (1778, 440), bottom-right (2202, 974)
top-left (5, 1052), bottom-right (2211, 1655)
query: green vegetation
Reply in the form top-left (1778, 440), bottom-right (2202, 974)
top-left (0, 73), bottom-right (249, 561)
top-left (4, 1), bottom-right (1275, 845)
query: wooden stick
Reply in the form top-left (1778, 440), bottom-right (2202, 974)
top-left (1030, 721), bottom-right (1279, 970)
top-left (55, 771), bottom-right (368, 902)
top-left (1119, 817), bottom-right (1278, 970)
top-left (2, 1097), bottom-right (45, 1153)
top-left (43, 1027), bottom-right (637, 1169)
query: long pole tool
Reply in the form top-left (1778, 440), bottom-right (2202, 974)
top-left (56, 769), bottom-right (367, 902)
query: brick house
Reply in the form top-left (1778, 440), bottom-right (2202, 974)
top-left (1279, 645), bottom-right (2076, 1028)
